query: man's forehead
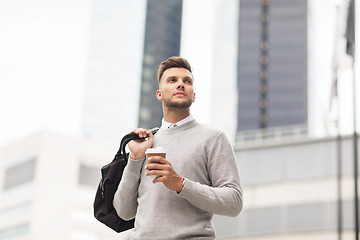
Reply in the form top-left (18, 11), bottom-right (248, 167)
top-left (162, 67), bottom-right (193, 79)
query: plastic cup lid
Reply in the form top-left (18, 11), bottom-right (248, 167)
top-left (145, 147), bottom-right (166, 154)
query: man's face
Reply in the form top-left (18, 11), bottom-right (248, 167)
top-left (156, 67), bottom-right (196, 109)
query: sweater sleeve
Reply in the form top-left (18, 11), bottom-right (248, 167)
top-left (113, 157), bottom-right (144, 220)
top-left (178, 133), bottom-right (243, 217)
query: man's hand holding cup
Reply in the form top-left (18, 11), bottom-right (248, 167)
top-left (145, 147), bottom-right (184, 193)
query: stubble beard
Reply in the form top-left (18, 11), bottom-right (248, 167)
top-left (163, 97), bottom-right (193, 109)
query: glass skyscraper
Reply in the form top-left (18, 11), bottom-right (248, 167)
top-left (138, 0), bottom-right (183, 129)
top-left (237, 0), bottom-right (308, 134)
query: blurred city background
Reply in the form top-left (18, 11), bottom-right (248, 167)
top-left (0, 0), bottom-right (359, 239)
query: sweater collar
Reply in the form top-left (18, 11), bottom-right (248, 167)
top-left (161, 114), bottom-right (194, 130)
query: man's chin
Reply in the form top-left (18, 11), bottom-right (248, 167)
top-left (164, 100), bottom-right (192, 109)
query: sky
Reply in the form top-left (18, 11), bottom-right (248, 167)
top-left (0, 0), bottom-right (92, 147)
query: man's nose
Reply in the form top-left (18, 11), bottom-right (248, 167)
top-left (177, 82), bottom-right (185, 89)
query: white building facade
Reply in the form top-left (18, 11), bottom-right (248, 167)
top-left (0, 131), bottom-right (359, 240)
top-left (81, 0), bottom-right (147, 143)
top-left (0, 131), bottom-right (130, 240)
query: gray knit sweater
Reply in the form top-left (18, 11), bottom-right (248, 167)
top-left (113, 120), bottom-right (243, 239)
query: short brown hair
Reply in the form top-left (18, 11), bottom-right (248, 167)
top-left (157, 56), bottom-right (192, 83)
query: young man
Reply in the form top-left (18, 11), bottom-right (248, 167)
top-left (113, 56), bottom-right (243, 239)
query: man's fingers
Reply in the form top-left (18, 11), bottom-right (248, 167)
top-left (146, 163), bottom-right (168, 171)
top-left (152, 176), bottom-right (165, 183)
top-left (128, 128), bottom-right (154, 160)
top-left (132, 128), bottom-right (151, 138)
top-left (147, 156), bottom-right (167, 164)
top-left (146, 169), bottom-right (162, 177)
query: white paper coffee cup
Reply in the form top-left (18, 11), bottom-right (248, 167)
top-left (145, 147), bottom-right (166, 179)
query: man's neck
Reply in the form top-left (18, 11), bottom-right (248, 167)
top-left (163, 107), bottom-right (190, 124)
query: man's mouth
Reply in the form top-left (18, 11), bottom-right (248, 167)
top-left (174, 92), bottom-right (186, 97)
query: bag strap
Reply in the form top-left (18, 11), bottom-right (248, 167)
top-left (120, 127), bottom-right (159, 161)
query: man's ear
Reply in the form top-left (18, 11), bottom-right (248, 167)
top-left (192, 92), bottom-right (196, 103)
top-left (156, 89), bottom-right (163, 101)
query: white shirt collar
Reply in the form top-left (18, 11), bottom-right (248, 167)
top-left (161, 114), bottom-right (194, 129)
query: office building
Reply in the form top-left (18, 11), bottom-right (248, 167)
top-left (1, 130), bottom-right (358, 240)
top-left (81, 0), bottom-right (147, 142)
top-left (138, 0), bottom-right (183, 129)
top-left (0, 131), bottom-right (131, 240)
top-left (237, 0), bottom-right (308, 137)
top-left (180, 0), bottom-right (239, 142)
top-left (213, 134), bottom-right (359, 240)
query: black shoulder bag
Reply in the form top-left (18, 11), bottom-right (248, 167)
top-left (93, 128), bottom-right (159, 232)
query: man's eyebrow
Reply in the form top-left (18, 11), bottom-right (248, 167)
top-left (166, 75), bottom-right (177, 80)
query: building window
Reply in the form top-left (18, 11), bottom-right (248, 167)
top-left (3, 158), bottom-right (36, 190)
